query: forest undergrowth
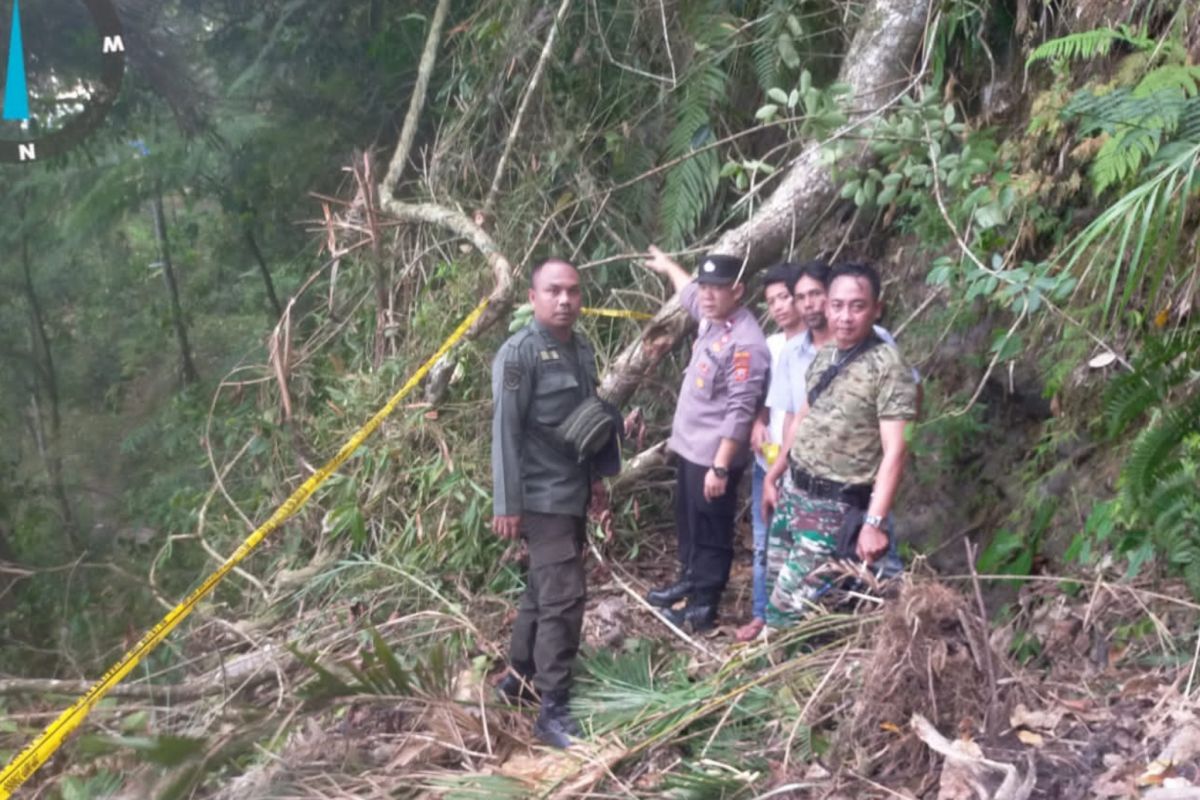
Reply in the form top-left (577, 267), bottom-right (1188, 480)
top-left (4, 0), bottom-right (1200, 798)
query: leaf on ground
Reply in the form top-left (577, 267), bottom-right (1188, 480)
top-left (497, 742), bottom-right (626, 790)
top-left (1009, 703), bottom-right (1064, 732)
top-left (1144, 778), bottom-right (1200, 798)
top-left (936, 739), bottom-right (987, 800)
top-left (1016, 730), bottom-right (1045, 747)
top-left (1091, 760), bottom-right (1137, 798)
top-left (1145, 723), bottom-right (1200, 781)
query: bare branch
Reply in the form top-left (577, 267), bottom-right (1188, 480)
top-left (377, 198), bottom-right (519, 336)
top-left (0, 673), bottom-right (271, 702)
top-left (381, 0), bottom-right (452, 199)
top-left (481, 0), bottom-right (573, 219)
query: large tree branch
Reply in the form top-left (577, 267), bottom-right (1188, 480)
top-left (0, 643), bottom-right (293, 705)
top-left (371, 0), bottom-right (527, 401)
top-left (377, 198), bottom-right (519, 337)
top-left (381, 0), bottom-right (452, 199)
top-left (481, 0), bottom-right (572, 219)
top-left (598, 0), bottom-right (933, 406)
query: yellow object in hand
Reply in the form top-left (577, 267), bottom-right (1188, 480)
top-left (762, 443), bottom-right (780, 467)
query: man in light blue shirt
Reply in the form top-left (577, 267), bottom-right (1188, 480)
top-left (735, 262), bottom-right (807, 642)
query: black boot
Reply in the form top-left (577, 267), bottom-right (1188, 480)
top-left (663, 596), bottom-right (719, 633)
top-left (647, 574), bottom-right (694, 608)
top-left (533, 693), bottom-right (581, 748)
top-left (496, 666), bottom-right (538, 706)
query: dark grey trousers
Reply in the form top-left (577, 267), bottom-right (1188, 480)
top-left (508, 512), bottom-right (587, 698)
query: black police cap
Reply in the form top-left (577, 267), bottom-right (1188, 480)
top-left (695, 253), bottom-right (744, 285)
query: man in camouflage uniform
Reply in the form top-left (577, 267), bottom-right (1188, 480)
top-left (491, 259), bottom-right (607, 747)
top-left (761, 262), bottom-right (918, 626)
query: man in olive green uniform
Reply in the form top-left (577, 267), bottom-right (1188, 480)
top-left (491, 259), bottom-right (606, 747)
top-left (761, 262), bottom-right (918, 625)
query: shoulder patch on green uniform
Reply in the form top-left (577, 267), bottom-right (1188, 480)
top-left (503, 363), bottom-right (522, 390)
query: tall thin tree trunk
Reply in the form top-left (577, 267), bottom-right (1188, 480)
top-left (152, 183), bottom-right (200, 386)
top-left (244, 226), bottom-right (283, 320)
top-left (21, 234), bottom-right (80, 550)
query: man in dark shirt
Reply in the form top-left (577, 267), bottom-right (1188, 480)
top-left (641, 247), bottom-right (770, 632)
top-left (491, 259), bottom-right (604, 747)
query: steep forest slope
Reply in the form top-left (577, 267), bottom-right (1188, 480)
top-left (2, 0), bottom-right (1200, 798)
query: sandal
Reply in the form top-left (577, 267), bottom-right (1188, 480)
top-left (734, 617), bottom-right (765, 643)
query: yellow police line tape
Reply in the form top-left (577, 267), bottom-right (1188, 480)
top-left (582, 307), bottom-right (653, 321)
top-left (0, 298), bottom-right (493, 797)
top-left (0, 299), bottom-right (650, 794)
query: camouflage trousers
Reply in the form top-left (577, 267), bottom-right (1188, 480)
top-left (763, 486), bottom-right (851, 627)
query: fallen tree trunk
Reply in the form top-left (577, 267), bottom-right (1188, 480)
top-left (598, 0), bottom-right (933, 406)
top-left (0, 645), bottom-right (292, 702)
top-left (374, 0), bottom-right (931, 407)
top-left (0, 673), bottom-right (270, 702)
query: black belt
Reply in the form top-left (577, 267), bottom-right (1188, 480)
top-left (789, 465), bottom-right (872, 510)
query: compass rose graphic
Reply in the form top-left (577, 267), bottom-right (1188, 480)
top-left (0, 0), bottom-right (127, 163)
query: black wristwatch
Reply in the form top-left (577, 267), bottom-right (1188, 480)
top-left (711, 466), bottom-right (729, 479)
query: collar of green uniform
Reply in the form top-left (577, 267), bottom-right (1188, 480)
top-left (531, 317), bottom-right (578, 347)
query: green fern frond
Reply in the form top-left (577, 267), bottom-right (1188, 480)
top-left (1134, 65), bottom-right (1200, 98)
top-left (657, 13), bottom-right (732, 248)
top-left (1104, 329), bottom-right (1200, 437)
top-left (1184, 561), bottom-right (1200, 600)
top-left (664, 92), bottom-right (716, 158)
top-left (1120, 391), bottom-right (1200, 504)
top-left (1149, 473), bottom-right (1200, 552)
top-left (1027, 24), bottom-right (1154, 67)
top-left (1064, 66), bottom-right (1200, 193)
top-left (1104, 375), bottom-right (1163, 438)
top-left (1092, 127), bottom-right (1160, 192)
top-left (1058, 138), bottom-right (1200, 323)
top-left (749, 2), bottom-right (790, 91)
top-left (611, 133), bottom-right (658, 227)
top-left (1169, 98), bottom-right (1200, 144)
top-left (1077, 92), bottom-right (1185, 192)
top-left (751, 37), bottom-right (779, 94)
top-left (659, 147), bottom-right (721, 249)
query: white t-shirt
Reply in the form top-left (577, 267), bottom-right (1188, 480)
top-left (755, 332), bottom-right (802, 470)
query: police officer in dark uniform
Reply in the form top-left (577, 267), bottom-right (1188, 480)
top-left (641, 247), bottom-right (770, 632)
top-left (491, 258), bottom-right (610, 748)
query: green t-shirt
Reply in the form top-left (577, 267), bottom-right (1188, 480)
top-left (790, 342), bottom-right (918, 485)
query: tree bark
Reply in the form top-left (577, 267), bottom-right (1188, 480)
top-left (152, 183), bottom-right (200, 387)
top-left (380, 0), bottom-right (451, 199)
top-left (243, 226), bottom-right (283, 320)
top-left (480, 0), bottom-right (572, 219)
top-left (377, 199), bottom-right (518, 336)
top-left (0, 672), bottom-right (274, 702)
top-left (598, 0), bottom-right (933, 405)
top-left (21, 232), bottom-right (79, 550)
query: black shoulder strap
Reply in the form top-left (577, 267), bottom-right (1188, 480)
top-left (806, 333), bottom-right (882, 408)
